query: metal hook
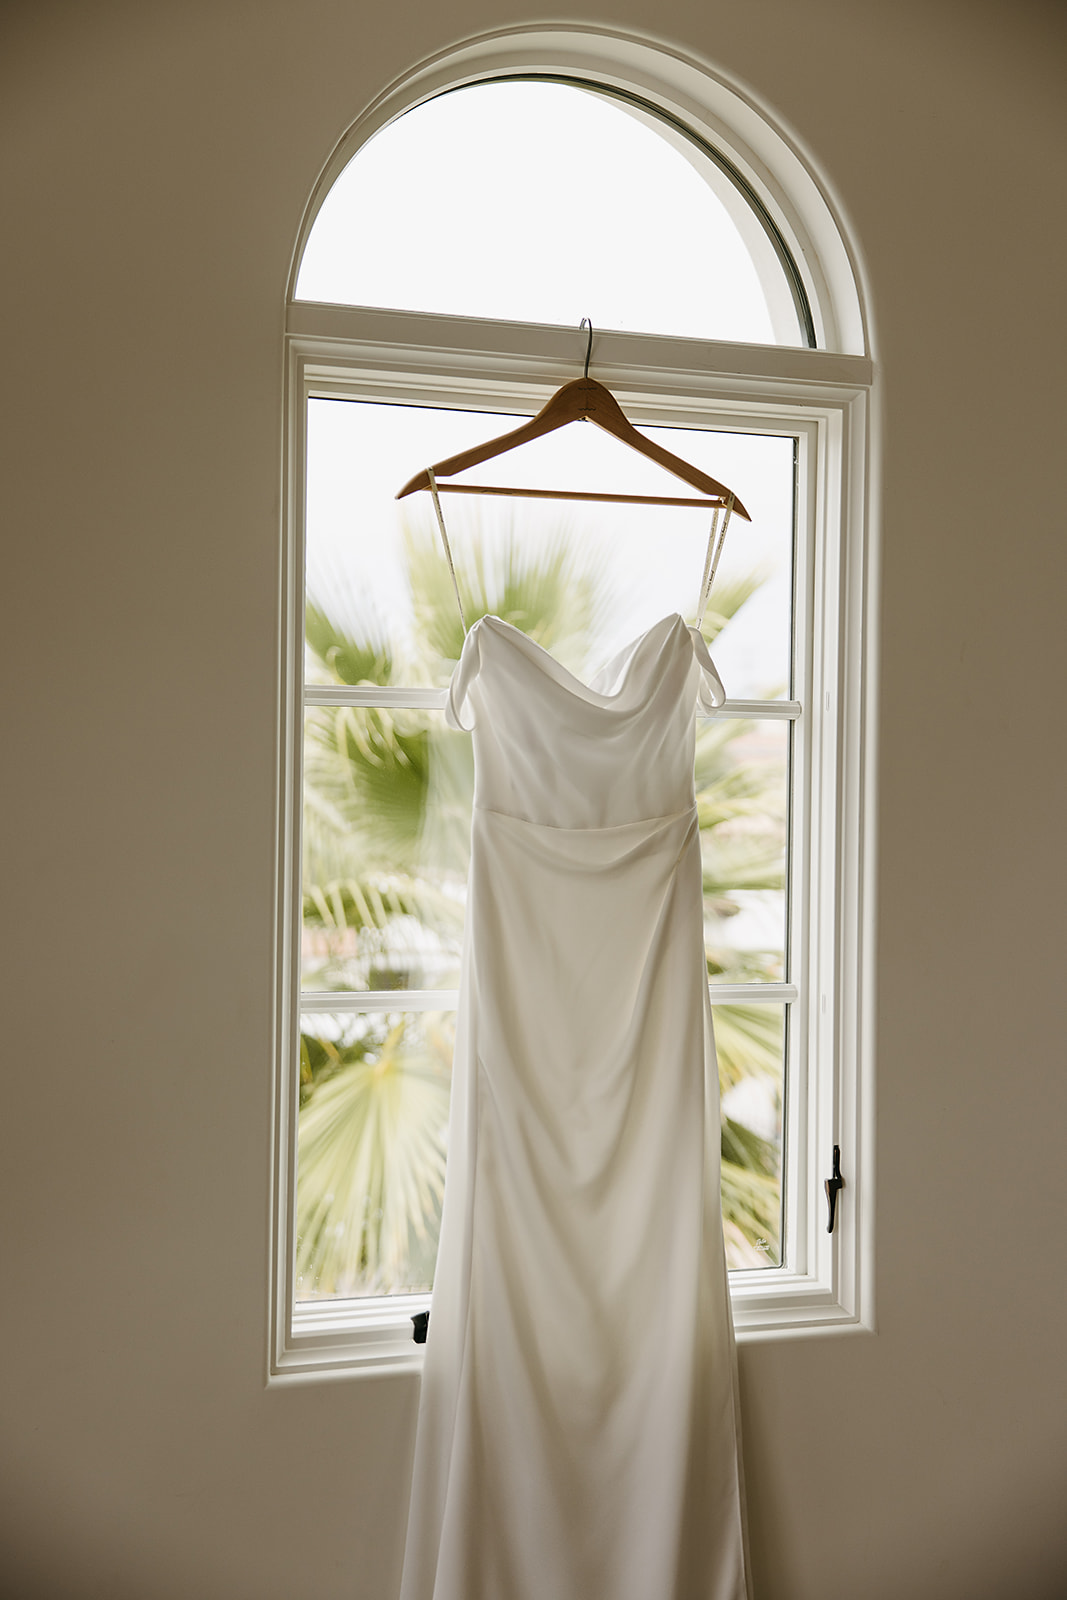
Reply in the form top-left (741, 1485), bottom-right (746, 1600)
top-left (579, 317), bottom-right (593, 379)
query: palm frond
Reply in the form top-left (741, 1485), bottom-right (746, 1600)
top-left (296, 1014), bottom-right (454, 1296)
top-left (305, 597), bottom-right (395, 686)
top-left (720, 1154), bottom-right (781, 1262)
top-left (694, 570), bottom-right (766, 644)
top-left (702, 839), bottom-right (785, 900)
top-left (405, 518), bottom-right (601, 670)
top-left (302, 874), bottom-right (463, 938)
top-left (720, 1111), bottom-right (781, 1262)
top-left (301, 872), bottom-right (466, 993)
top-left (714, 1002), bottom-right (784, 1092)
top-left (706, 949), bottom-right (783, 984)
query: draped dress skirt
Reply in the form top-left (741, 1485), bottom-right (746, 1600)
top-left (398, 612), bottom-right (750, 1600)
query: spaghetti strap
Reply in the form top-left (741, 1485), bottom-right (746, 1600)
top-left (427, 468), bottom-right (468, 634)
top-left (695, 493), bottom-right (735, 629)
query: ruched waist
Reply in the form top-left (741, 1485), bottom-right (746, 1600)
top-left (473, 802), bottom-right (699, 872)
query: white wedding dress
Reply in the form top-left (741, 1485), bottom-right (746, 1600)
top-left (399, 611), bottom-right (750, 1600)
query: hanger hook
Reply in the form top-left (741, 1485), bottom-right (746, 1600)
top-left (579, 317), bottom-right (593, 380)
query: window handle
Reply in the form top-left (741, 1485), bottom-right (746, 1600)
top-left (824, 1145), bottom-right (844, 1233)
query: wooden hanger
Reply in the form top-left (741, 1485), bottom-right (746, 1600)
top-left (396, 321), bottom-right (750, 520)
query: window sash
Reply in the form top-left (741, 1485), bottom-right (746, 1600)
top-left (270, 309), bottom-right (875, 1379)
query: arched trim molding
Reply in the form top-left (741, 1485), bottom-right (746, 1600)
top-left (287, 23), bottom-right (870, 357)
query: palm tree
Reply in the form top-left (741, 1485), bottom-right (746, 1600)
top-left (296, 528), bottom-right (784, 1296)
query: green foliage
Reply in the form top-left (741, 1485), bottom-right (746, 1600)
top-left (296, 1014), bottom-right (453, 1296)
top-left (305, 601), bottom-right (394, 687)
top-left (715, 1008), bottom-right (783, 1263)
top-left (695, 571), bottom-right (765, 647)
top-left (299, 528), bottom-right (786, 1290)
top-left (405, 520), bottom-right (599, 671)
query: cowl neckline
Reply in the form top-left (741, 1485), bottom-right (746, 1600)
top-left (475, 612), bottom-right (691, 708)
top-left (447, 612), bottom-right (725, 730)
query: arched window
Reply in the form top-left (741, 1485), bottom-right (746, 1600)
top-left (271, 39), bottom-right (876, 1378)
top-left (294, 79), bottom-right (810, 346)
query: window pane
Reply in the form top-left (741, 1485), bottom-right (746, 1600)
top-left (714, 1000), bottom-right (784, 1268)
top-left (701, 718), bottom-right (788, 984)
top-left (302, 708), bottom-right (470, 992)
top-left (296, 1009), bottom-right (454, 1298)
top-left (306, 398), bottom-right (794, 698)
top-left (296, 80), bottom-right (804, 345)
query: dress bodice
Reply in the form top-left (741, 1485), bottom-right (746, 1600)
top-left (446, 613), bottom-right (725, 830)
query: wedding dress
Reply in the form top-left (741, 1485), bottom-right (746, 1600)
top-left (398, 604), bottom-right (751, 1600)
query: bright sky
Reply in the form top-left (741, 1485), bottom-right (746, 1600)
top-left (296, 79), bottom-right (785, 343)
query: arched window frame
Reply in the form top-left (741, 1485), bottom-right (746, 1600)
top-left (269, 27), bottom-right (878, 1380)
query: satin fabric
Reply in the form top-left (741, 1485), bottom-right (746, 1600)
top-left (399, 614), bottom-right (750, 1600)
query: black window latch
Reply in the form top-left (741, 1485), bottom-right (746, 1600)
top-left (825, 1145), bottom-right (844, 1233)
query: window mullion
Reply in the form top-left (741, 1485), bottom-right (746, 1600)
top-left (298, 983), bottom-right (798, 1015)
top-left (300, 989), bottom-right (460, 1013)
top-left (305, 683), bottom-right (802, 720)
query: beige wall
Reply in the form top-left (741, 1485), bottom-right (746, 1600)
top-left (1, 2), bottom-right (1064, 1596)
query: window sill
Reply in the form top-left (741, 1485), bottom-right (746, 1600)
top-left (268, 1271), bottom-right (870, 1384)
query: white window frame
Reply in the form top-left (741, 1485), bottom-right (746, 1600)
top-left (268, 36), bottom-right (878, 1382)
